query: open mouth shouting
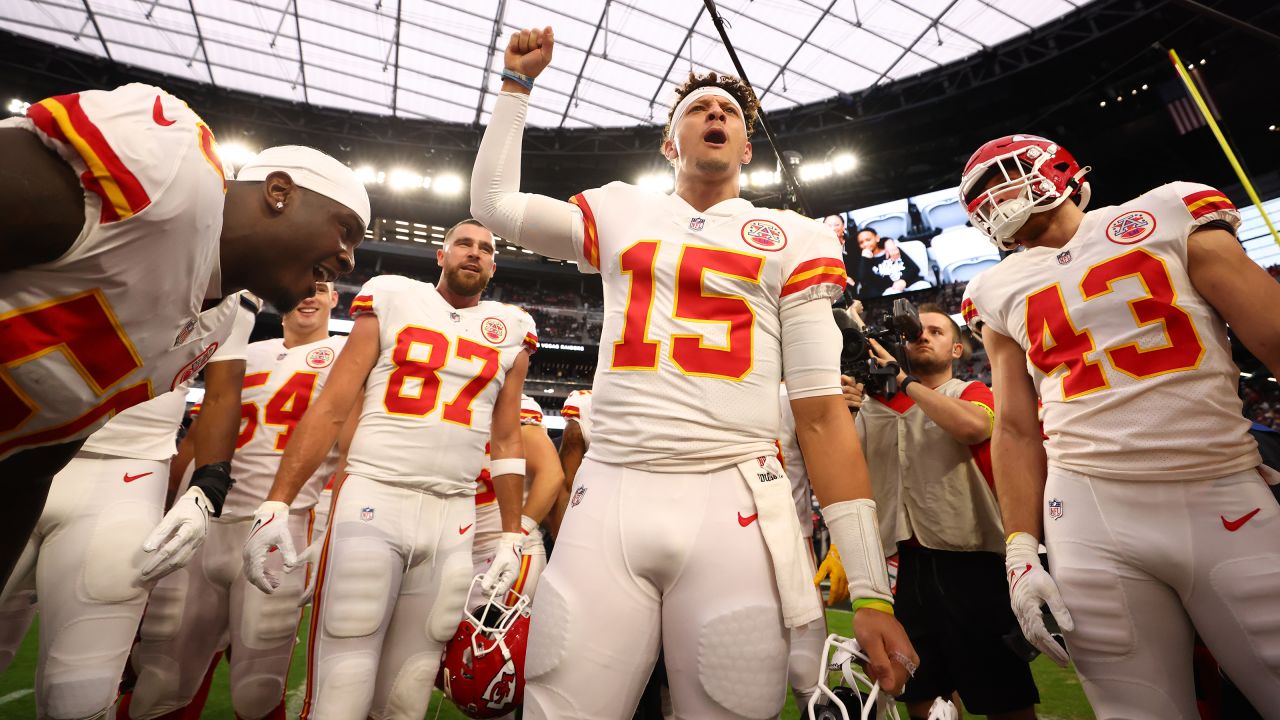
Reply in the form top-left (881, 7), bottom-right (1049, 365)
top-left (703, 127), bottom-right (727, 148)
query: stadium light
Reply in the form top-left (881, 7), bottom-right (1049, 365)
top-left (831, 153), bottom-right (857, 174)
top-left (433, 174), bottom-right (464, 196)
top-left (799, 162), bottom-right (832, 182)
top-left (389, 169), bottom-right (426, 191)
top-left (354, 165), bottom-right (381, 184)
top-left (750, 170), bottom-right (779, 188)
top-left (7, 98), bottom-right (30, 115)
top-left (218, 142), bottom-right (258, 170)
top-left (637, 173), bottom-right (674, 192)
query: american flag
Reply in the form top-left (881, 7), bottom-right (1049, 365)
top-left (1159, 68), bottom-right (1220, 136)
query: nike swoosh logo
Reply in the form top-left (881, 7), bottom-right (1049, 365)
top-left (737, 513), bottom-right (759, 527)
top-left (152, 95), bottom-right (176, 126)
top-left (459, 523), bottom-right (473, 535)
top-left (1222, 508), bottom-right (1261, 532)
top-left (1009, 563), bottom-right (1032, 593)
top-left (248, 515), bottom-right (273, 539)
top-left (123, 472), bottom-right (153, 483)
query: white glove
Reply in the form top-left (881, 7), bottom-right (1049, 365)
top-left (242, 501), bottom-right (297, 594)
top-left (294, 541), bottom-right (324, 607)
top-left (478, 516), bottom-right (535, 597)
top-left (928, 697), bottom-right (959, 720)
top-left (1005, 532), bottom-right (1073, 667)
top-left (140, 487), bottom-right (212, 581)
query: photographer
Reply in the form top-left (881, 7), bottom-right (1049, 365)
top-left (846, 303), bottom-right (1040, 720)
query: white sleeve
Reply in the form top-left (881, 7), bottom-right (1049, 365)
top-left (780, 297), bottom-right (842, 400)
top-left (470, 92), bottom-right (586, 261)
top-left (210, 297), bottom-right (257, 363)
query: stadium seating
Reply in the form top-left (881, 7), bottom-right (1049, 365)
top-left (929, 226), bottom-right (1000, 283)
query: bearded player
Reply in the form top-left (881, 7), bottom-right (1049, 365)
top-left (472, 27), bottom-right (914, 719)
top-left (123, 282), bottom-right (346, 720)
top-left (241, 219), bottom-right (536, 720)
top-left (960, 134), bottom-right (1280, 717)
top-left (0, 295), bottom-right (255, 720)
top-left (470, 393), bottom-right (563, 604)
top-left (0, 84), bottom-right (369, 588)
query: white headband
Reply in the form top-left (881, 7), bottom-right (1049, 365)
top-left (236, 145), bottom-right (371, 227)
top-left (669, 86), bottom-right (744, 135)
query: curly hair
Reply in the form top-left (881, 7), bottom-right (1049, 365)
top-left (663, 71), bottom-right (760, 141)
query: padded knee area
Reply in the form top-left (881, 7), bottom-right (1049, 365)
top-left (83, 504), bottom-right (154, 603)
top-left (426, 551), bottom-right (474, 643)
top-left (697, 605), bottom-right (788, 719)
top-left (379, 652), bottom-right (440, 720)
top-left (322, 538), bottom-right (392, 639)
top-left (138, 572), bottom-right (189, 641)
top-left (1054, 564), bottom-right (1135, 659)
top-left (41, 669), bottom-right (118, 720)
top-left (1210, 555), bottom-right (1280, 671)
top-left (311, 655), bottom-right (378, 719)
top-left (241, 586), bottom-right (304, 648)
top-left (525, 578), bottom-right (571, 680)
top-left (787, 617), bottom-right (826, 693)
top-left (231, 672), bottom-right (286, 720)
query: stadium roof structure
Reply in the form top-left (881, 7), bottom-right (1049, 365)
top-left (2, 0), bottom-right (1090, 129)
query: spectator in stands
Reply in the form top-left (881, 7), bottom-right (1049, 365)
top-left (854, 228), bottom-right (928, 296)
top-left (843, 303), bottom-right (1040, 719)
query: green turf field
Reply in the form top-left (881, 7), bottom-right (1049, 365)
top-left (0, 609), bottom-right (1093, 719)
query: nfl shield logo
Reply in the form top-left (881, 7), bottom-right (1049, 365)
top-left (360, 506), bottom-right (375, 521)
top-left (449, 312), bottom-right (461, 323)
top-left (689, 217), bottom-right (705, 231)
top-left (1048, 498), bottom-right (1063, 521)
top-left (1057, 251), bottom-right (1072, 265)
top-left (570, 485), bottom-right (587, 507)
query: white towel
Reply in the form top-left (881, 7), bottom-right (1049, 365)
top-left (736, 454), bottom-right (823, 628)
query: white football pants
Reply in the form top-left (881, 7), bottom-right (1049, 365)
top-left (1045, 465), bottom-right (1280, 718)
top-left (0, 453), bottom-right (167, 720)
top-left (524, 458), bottom-right (790, 720)
top-left (300, 475), bottom-right (474, 720)
top-left (126, 507), bottom-right (314, 720)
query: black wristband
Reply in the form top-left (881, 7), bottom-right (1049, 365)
top-left (189, 462), bottom-right (235, 518)
top-left (900, 374), bottom-right (921, 394)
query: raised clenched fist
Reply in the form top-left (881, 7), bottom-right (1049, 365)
top-left (504, 26), bottom-right (555, 80)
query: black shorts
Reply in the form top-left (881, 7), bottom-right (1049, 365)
top-left (895, 543), bottom-right (1040, 714)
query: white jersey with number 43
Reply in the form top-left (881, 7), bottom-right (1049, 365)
top-left (566, 182), bottom-right (847, 471)
top-left (962, 182), bottom-right (1259, 481)
top-left (343, 275), bottom-right (537, 494)
top-left (220, 334), bottom-right (348, 520)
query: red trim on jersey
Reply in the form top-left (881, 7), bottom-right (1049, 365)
top-left (348, 294), bottom-right (374, 317)
top-left (27, 93), bottom-right (151, 223)
top-left (301, 491), bottom-right (339, 720)
top-left (781, 257), bottom-right (847, 297)
top-left (569, 193), bottom-right (601, 270)
top-left (523, 332), bottom-right (539, 354)
top-left (1182, 188), bottom-right (1236, 219)
top-left (561, 405), bottom-right (580, 419)
top-left (520, 409), bottom-right (544, 424)
top-left (875, 391), bottom-right (916, 415)
top-left (961, 297), bottom-right (978, 324)
top-left (0, 382), bottom-right (152, 458)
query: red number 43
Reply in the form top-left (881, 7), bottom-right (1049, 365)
top-left (1026, 248), bottom-right (1204, 399)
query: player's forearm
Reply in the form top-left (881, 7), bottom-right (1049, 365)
top-left (905, 385), bottom-right (991, 445)
top-left (192, 384), bottom-right (243, 467)
top-left (267, 406), bottom-right (343, 504)
top-left (793, 394), bottom-right (875, 505)
top-left (521, 431), bottom-right (564, 524)
top-left (991, 423), bottom-right (1048, 537)
top-left (558, 425), bottom-right (585, 491)
top-left (470, 92), bottom-right (580, 260)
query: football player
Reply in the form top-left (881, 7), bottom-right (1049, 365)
top-left (123, 282), bottom-right (345, 720)
top-left (0, 295), bottom-right (256, 720)
top-left (0, 84), bottom-right (369, 588)
top-left (547, 388), bottom-right (592, 536)
top-left (470, 393), bottom-right (563, 605)
top-left (960, 134), bottom-right (1280, 716)
top-left (241, 220), bottom-right (536, 719)
top-left (472, 27), bottom-right (914, 719)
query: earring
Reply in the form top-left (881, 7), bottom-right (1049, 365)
top-left (276, 201), bottom-right (284, 209)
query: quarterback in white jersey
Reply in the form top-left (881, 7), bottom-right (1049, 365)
top-left (126, 283), bottom-right (344, 720)
top-left (241, 220), bottom-right (536, 720)
top-left (959, 134), bottom-right (1280, 716)
top-left (471, 394), bottom-right (564, 602)
top-left (0, 297), bottom-right (254, 720)
top-left (0, 83), bottom-right (370, 588)
top-left (472, 27), bottom-right (913, 719)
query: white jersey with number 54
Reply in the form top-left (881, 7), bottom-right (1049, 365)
top-left (343, 275), bottom-right (537, 494)
top-left (565, 182), bottom-right (847, 472)
top-left (962, 181), bottom-right (1259, 481)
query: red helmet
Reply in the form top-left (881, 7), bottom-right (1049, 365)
top-left (959, 135), bottom-right (1091, 250)
top-left (437, 577), bottom-right (532, 718)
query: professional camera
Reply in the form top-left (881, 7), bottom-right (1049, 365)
top-left (834, 298), bottom-right (923, 400)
